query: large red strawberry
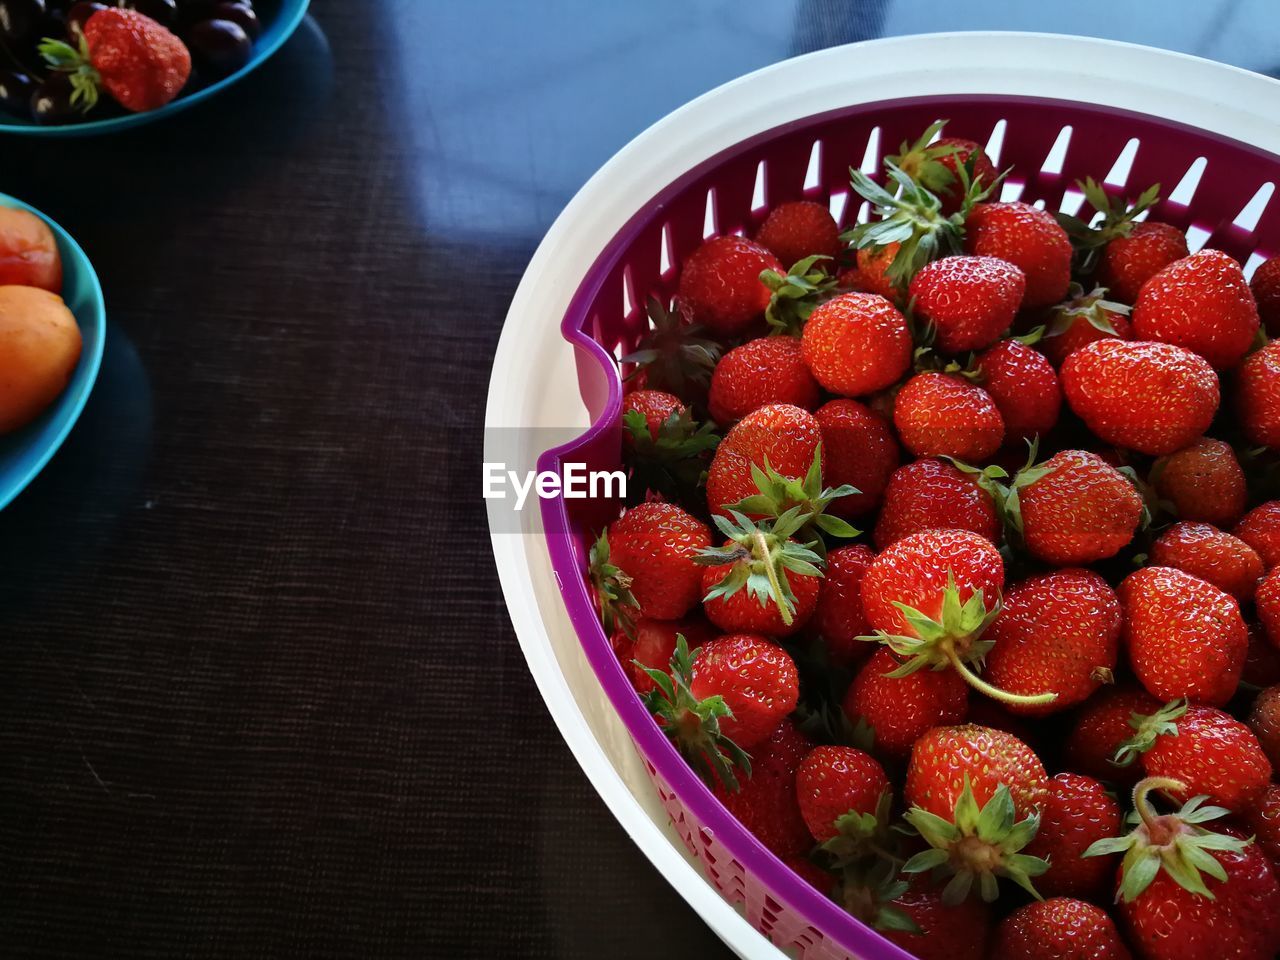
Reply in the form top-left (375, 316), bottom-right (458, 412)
top-left (1010, 449), bottom-right (1143, 565)
top-left (1133, 249), bottom-right (1259, 370)
top-left (1246, 784), bottom-right (1280, 868)
top-left (678, 236), bottom-right (782, 336)
top-left (873, 458), bottom-right (1000, 550)
top-left (800, 292), bottom-right (912, 396)
top-left (811, 545), bottom-right (875, 668)
top-left (893, 372), bottom-right (1005, 462)
top-left (755, 200), bottom-right (842, 269)
top-left (705, 403), bottom-right (823, 517)
top-left (964, 201), bottom-right (1072, 308)
top-left (1061, 339), bottom-right (1219, 455)
top-left (842, 646), bottom-right (970, 759)
top-left (708, 336), bottom-right (819, 425)
top-left (1023, 775), bottom-right (1123, 902)
top-left (592, 502), bottom-right (711, 628)
top-left (976, 339), bottom-right (1062, 445)
top-left (622, 616), bottom-right (716, 695)
top-left (687, 633), bottom-right (798, 749)
top-left (1121, 567), bottom-right (1246, 707)
top-left (889, 123), bottom-right (997, 215)
top-left (908, 255), bottom-right (1026, 354)
top-left (983, 569), bottom-right (1123, 716)
top-left (40, 8), bottom-right (192, 113)
top-left (1152, 437), bottom-right (1247, 528)
top-left (1098, 220), bottom-right (1190, 305)
top-left (814, 399), bottom-right (900, 518)
top-left (994, 898), bottom-right (1133, 960)
top-left (1236, 339), bottom-right (1280, 449)
top-left (1251, 685), bottom-right (1280, 769)
top-left (1251, 255), bottom-right (1280, 335)
top-left (1064, 685), bottom-right (1163, 787)
top-left (1150, 522), bottom-right (1263, 602)
top-left (1041, 284), bottom-right (1134, 367)
top-left (712, 720), bottom-right (814, 858)
top-left (906, 723), bottom-right (1047, 818)
top-left (1235, 501), bottom-right (1280, 569)
top-left (795, 745), bottom-right (891, 842)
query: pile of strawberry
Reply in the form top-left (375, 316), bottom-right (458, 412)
top-left (589, 122), bottom-right (1280, 960)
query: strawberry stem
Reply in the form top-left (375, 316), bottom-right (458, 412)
top-left (1133, 775), bottom-right (1188, 835)
top-left (754, 529), bottom-right (793, 627)
top-left (945, 650), bottom-right (1057, 707)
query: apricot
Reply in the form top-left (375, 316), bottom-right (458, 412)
top-left (0, 207), bottom-right (63, 292)
top-left (0, 286), bottom-right (83, 434)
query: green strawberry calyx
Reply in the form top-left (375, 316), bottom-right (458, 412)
top-left (588, 530), bottom-right (639, 640)
top-left (619, 297), bottom-right (722, 397)
top-left (1043, 282), bottom-right (1131, 341)
top-left (1083, 776), bottom-right (1250, 903)
top-left (725, 447), bottom-right (860, 558)
top-left (637, 633), bottom-right (752, 792)
top-left (1055, 178), bottom-right (1161, 275)
top-left (1113, 699), bottom-right (1187, 768)
top-left (885, 120), bottom-right (981, 197)
top-left (820, 788), bottom-right (897, 867)
top-left (38, 34), bottom-right (101, 113)
top-left (760, 254), bottom-right (839, 336)
top-left (622, 406), bottom-right (720, 505)
top-left (695, 508), bottom-right (825, 627)
top-left (902, 776), bottom-right (1049, 905)
top-left (839, 858), bottom-right (922, 935)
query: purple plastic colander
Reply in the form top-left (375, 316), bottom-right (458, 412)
top-left (536, 94), bottom-right (1280, 959)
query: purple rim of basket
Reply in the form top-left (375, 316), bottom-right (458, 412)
top-left (536, 93), bottom-right (1279, 959)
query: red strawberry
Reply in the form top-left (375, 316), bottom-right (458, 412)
top-left (1098, 220), bottom-right (1190, 305)
top-left (1244, 625), bottom-right (1280, 688)
top-left (1251, 255), bottom-right (1280, 335)
top-left (1132, 249), bottom-right (1259, 370)
top-left (41, 8), bottom-right (192, 113)
top-left (708, 336), bottom-right (819, 425)
top-left (1150, 522), bottom-right (1263, 602)
top-left (908, 255), bottom-right (1026, 353)
top-left (835, 265), bottom-right (866, 291)
top-left (1024, 776), bottom-right (1124, 902)
top-left (994, 898), bottom-right (1133, 960)
top-left (1236, 339), bottom-right (1280, 449)
top-left (1064, 686), bottom-right (1163, 787)
top-left (881, 879), bottom-right (992, 960)
top-left (976, 339), bottom-right (1062, 444)
top-left (1011, 449), bottom-right (1143, 566)
top-left (622, 616), bottom-right (716, 695)
top-left (620, 389), bottom-right (683, 444)
top-left (1041, 284), bottom-right (1134, 367)
top-left (678, 236), bottom-right (782, 336)
top-left (1249, 685), bottom-right (1280, 769)
top-left (688, 633), bottom-right (798, 748)
top-left (964, 202), bottom-right (1072, 308)
top-left (906, 723), bottom-right (1048, 819)
top-left (811, 545), bottom-right (876, 668)
top-left (984, 569), bottom-right (1123, 716)
top-left (1061, 339), bottom-right (1219, 455)
top-left (855, 243), bottom-right (902, 303)
top-left (755, 200), bottom-right (841, 269)
top-left (1245, 784), bottom-right (1280, 868)
top-left (795, 745), bottom-right (891, 842)
top-left (890, 127), bottom-right (997, 215)
top-left (713, 720), bottom-right (814, 858)
top-left (800, 292), bottom-right (912, 396)
top-left (893, 372), bottom-right (1005, 462)
top-left (1121, 566), bottom-right (1247, 707)
top-left (1235, 501), bottom-right (1280, 569)
top-left (1152, 438), bottom-right (1247, 528)
top-left (594, 502), bottom-right (711, 626)
top-left (814, 399), bottom-right (900, 519)
top-left (705, 403), bottom-right (823, 517)
top-left (873, 458), bottom-right (999, 550)
top-left (843, 646), bottom-right (970, 759)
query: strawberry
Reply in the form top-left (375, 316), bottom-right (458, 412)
top-left (908, 255), bottom-right (1026, 353)
top-left (1235, 340), bottom-right (1280, 449)
top-left (708, 336), bottom-right (819, 425)
top-left (1023, 775), bottom-right (1124, 902)
top-left (855, 243), bottom-right (902, 302)
top-left (893, 372), bottom-right (1005, 462)
top-left (983, 569), bottom-right (1123, 716)
top-left (1249, 685), bottom-right (1280, 769)
top-left (1132, 249), bottom-right (1259, 370)
top-left (795, 745), bottom-right (891, 842)
top-left (880, 879), bottom-right (991, 960)
top-left (964, 202), bottom-right (1072, 308)
top-left (1121, 566), bottom-right (1247, 707)
top-left (705, 403), bottom-right (823, 517)
top-left (1064, 686), bottom-right (1163, 788)
top-left (39, 8), bottom-right (191, 113)
top-left (1099, 221), bottom-right (1190, 305)
top-left (1041, 283), bottom-right (1134, 367)
top-left (800, 292), bottom-right (912, 396)
top-left (1009, 449), bottom-right (1143, 565)
top-left (842, 646), bottom-right (970, 759)
top-left (1245, 784), bottom-right (1280, 868)
top-left (811, 545), bottom-right (876, 668)
top-left (975, 339), bottom-right (1062, 445)
top-left (873, 458), bottom-right (1000, 550)
top-left (902, 725), bottom-right (1049, 902)
top-left (888, 123), bottom-right (997, 215)
top-left (621, 398), bottom-right (719, 506)
top-left (786, 855), bottom-right (836, 892)
top-left (1088, 778), bottom-right (1280, 960)
top-left (713, 720), bottom-right (814, 858)
top-left (755, 200), bottom-right (842, 270)
top-left (621, 297), bottom-right (721, 399)
top-left (1061, 339), bottom-right (1219, 456)
top-left (622, 616), bottom-right (716, 695)
top-left (1235, 501), bottom-right (1280, 569)
top-left (813, 399), bottom-right (900, 518)
top-left (1150, 522), bottom-right (1263, 602)
top-left (620, 389), bottom-right (683, 443)
top-left (600, 502), bottom-right (710, 621)
top-left (687, 633), bottom-right (799, 748)
top-left (1151, 438), bottom-right (1247, 528)
top-left (994, 898), bottom-right (1133, 960)
top-left (677, 236), bottom-right (782, 336)
top-left (1118, 701), bottom-right (1271, 813)
top-left (1250, 255), bottom-right (1280, 336)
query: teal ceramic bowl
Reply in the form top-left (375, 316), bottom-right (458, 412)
top-left (0, 0), bottom-right (310, 136)
top-left (0, 194), bottom-right (105, 510)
